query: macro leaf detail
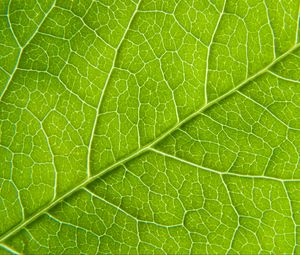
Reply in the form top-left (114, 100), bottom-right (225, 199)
top-left (0, 0), bottom-right (300, 254)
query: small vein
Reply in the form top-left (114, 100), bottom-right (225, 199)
top-left (237, 90), bottom-right (300, 131)
top-left (221, 175), bottom-right (240, 255)
top-left (86, 0), bottom-right (142, 177)
top-left (0, 0), bottom-right (56, 101)
top-left (149, 148), bottom-right (300, 183)
top-left (282, 183), bottom-right (297, 254)
top-left (268, 70), bottom-right (300, 84)
top-left (1, 35), bottom-right (299, 245)
top-left (83, 187), bottom-right (183, 229)
top-left (0, 243), bottom-right (20, 255)
top-left (46, 212), bottom-right (101, 239)
top-left (204, 0), bottom-right (227, 104)
top-left (7, 0), bottom-right (21, 48)
top-left (296, 1), bottom-right (300, 43)
top-left (263, 0), bottom-right (276, 59)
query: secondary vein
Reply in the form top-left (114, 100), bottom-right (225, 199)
top-left (0, 31), bottom-right (299, 247)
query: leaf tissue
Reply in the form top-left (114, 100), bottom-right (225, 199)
top-left (0, 0), bottom-right (300, 254)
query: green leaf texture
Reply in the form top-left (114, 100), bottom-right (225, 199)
top-left (0, 0), bottom-right (300, 254)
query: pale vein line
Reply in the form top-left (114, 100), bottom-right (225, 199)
top-left (55, 4), bottom-right (114, 50)
top-left (83, 187), bottom-right (138, 221)
top-left (22, 2), bottom-right (56, 49)
top-left (296, 1), bottom-right (300, 43)
top-left (204, 0), bottom-right (226, 104)
top-left (237, 91), bottom-right (300, 131)
top-left (137, 75), bottom-right (141, 148)
top-left (83, 187), bottom-right (183, 229)
top-left (0, 35), bottom-right (299, 245)
top-left (268, 70), bottom-right (300, 84)
top-left (137, 9), bottom-right (207, 47)
top-left (0, 66), bottom-right (10, 76)
top-left (244, 19), bottom-right (249, 77)
top-left (46, 212), bottom-right (101, 239)
top-left (15, 68), bottom-right (97, 110)
top-left (0, 243), bottom-right (20, 255)
top-left (263, 0), bottom-right (276, 59)
top-left (149, 148), bottom-right (300, 183)
top-left (86, 0), bottom-right (142, 177)
top-left (7, 0), bottom-right (21, 48)
top-left (25, 108), bottom-right (59, 201)
top-left (0, 0), bottom-right (56, 102)
top-left (0, 51), bottom-right (21, 102)
top-left (221, 175), bottom-right (240, 255)
top-left (158, 54), bottom-right (180, 123)
top-left (282, 183), bottom-right (297, 254)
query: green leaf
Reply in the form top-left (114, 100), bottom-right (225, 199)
top-left (0, 0), bottom-right (300, 254)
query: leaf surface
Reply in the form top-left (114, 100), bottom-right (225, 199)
top-left (0, 0), bottom-right (300, 254)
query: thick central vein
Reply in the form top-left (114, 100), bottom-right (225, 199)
top-left (1, 42), bottom-right (299, 243)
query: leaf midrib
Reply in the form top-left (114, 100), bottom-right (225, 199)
top-left (1, 42), bottom-right (299, 243)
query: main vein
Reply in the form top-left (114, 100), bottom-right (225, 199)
top-left (1, 41), bottom-right (299, 243)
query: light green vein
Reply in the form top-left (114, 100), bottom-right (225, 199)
top-left (0, 41), bottom-right (299, 244)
